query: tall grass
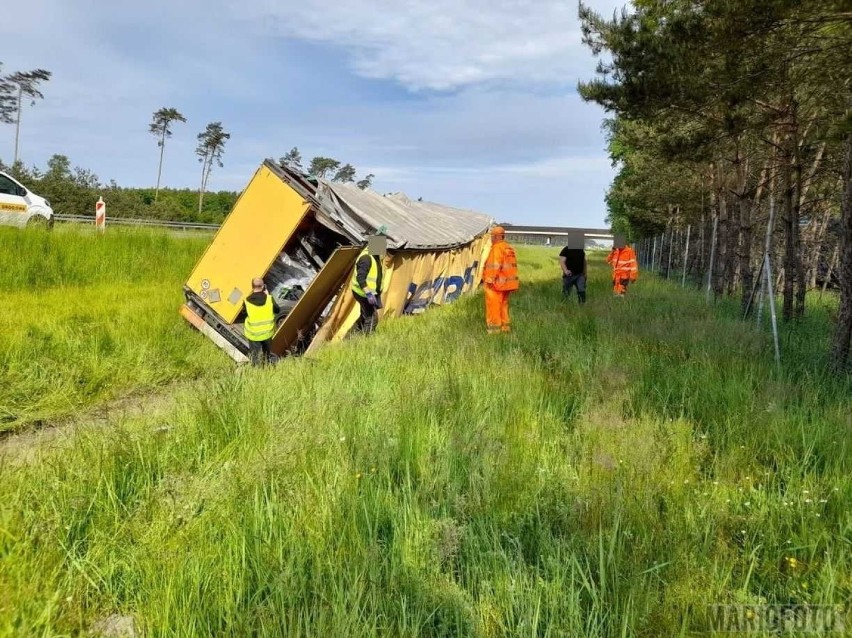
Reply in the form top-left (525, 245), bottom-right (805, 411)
top-left (0, 226), bottom-right (225, 430)
top-left (0, 246), bottom-right (849, 636)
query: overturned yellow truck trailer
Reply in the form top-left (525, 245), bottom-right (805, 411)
top-left (181, 161), bottom-right (493, 362)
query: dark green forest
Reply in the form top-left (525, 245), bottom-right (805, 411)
top-left (1, 155), bottom-right (237, 224)
top-left (579, 0), bottom-right (851, 370)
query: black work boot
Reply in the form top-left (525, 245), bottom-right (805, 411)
top-left (578, 292), bottom-right (586, 304)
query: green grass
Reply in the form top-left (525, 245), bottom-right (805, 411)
top-left (0, 245), bottom-right (849, 636)
top-left (0, 226), bottom-right (226, 430)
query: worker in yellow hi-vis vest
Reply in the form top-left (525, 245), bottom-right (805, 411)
top-left (244, 277), bottom-right (280, 365)
top-left (351, 234), bottom-right (389, 335)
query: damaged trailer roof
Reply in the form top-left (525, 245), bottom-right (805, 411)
top-left (322, 183), bottom-right (494, 250)
top-left (266, 161), bottom-right (494, 251)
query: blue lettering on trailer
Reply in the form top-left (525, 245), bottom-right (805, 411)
top-left (403, 261), bottom-right (479, 314)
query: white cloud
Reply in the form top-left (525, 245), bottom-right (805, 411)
top-left (242, 0), bottom-right (628, 90)
top-left (495, 154), bottom-right (613, 177)
top-left (300, 86), bottom-right (609, 165)
top-left (1, 0), bottom-right (622, 225)
top-left (362, 155), bottom-right (615, 227)
top-left (359, 154), bottom-right (612, 182)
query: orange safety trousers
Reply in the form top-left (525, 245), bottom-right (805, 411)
top-left (607, 246), bottom-right (638, 295)
top-left (613, 279), bottom-right (631, 295)
top-left (485, 286), bottom-right (512, 333)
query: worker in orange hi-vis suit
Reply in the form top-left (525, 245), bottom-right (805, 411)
top-left (482, 226), bottom-right (520, 333)
top-left (606, 235), bottom-right (639, 296)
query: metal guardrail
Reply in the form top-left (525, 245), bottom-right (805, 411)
top-left (53, 214), bottom-right (220, 231)
top-left (52, 215), bottom-right (610, 238)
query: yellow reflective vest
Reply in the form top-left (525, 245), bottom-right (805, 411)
top-left (244, 295), bottom-right (275, 341)
top-left (351, 249), bottom-right (384, 297)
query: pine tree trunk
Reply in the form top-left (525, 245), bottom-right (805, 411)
top-left (726, 189), bottom-right (739, 296)
top-left (705, 166), bottom-right (719, 301)
top-left (155, 130), bottom-right (166, 203)
top-left (807, 206), bottom-right (832, 291)
top-left (739, 183), bottom-right (754, 315)
top-left (822, 245), bottom-right (838, 294)
top-left (797, 144), bottom-right (828, 294)
top-left (198, 155), bottom-right (208, 214)
top-left (717, 208), bottom-right (726, 293)
top-left (743, 158), bottom-right (770, 315)
top-left (707, 212), bottom-right (719, 303)
top-left (793, 152), bottom-right (807, 319)
top-left (782, 151), bottom-right (796, 322)
top-left (830, 131), bottom-right (852, 372)
top-left (664, 207), bottom-right (674, 279)
top-left (711, 164), bottom-right (725, 298)
top-left (13, 86), bottom-right (22, 166)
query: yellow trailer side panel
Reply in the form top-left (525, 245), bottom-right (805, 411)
top-left (318, 236), bottom-right (489, 344)
top-left (186, 165), bottom-right (311, 324)
top-left (270, 246), bottom-right (361, 355)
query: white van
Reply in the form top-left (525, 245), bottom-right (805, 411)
top-left (0, 171), bottom-right (54, 228)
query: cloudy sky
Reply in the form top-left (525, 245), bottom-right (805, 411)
top-left (1, 0), bottom-right (626, 227)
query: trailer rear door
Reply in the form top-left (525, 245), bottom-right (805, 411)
top-left (270, 246), bottom-right (361, 354)
top-left (186, 165), bottom-right (311, 324)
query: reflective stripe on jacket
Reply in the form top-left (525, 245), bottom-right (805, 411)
top-left (351, 248), bottom-right (384, 297)
top-left (483, 240), bottom-right (520, 292)
top-left (244, 294), bottom-right (276, 342)
top-left (606, 246), bottom-right (639, 281)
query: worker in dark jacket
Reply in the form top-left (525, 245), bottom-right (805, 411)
top-left (351, 235), bottom-right (388, 335)
top-left (559, 232), bottom-right (588, 304)
top-left (244, 277), bottom-right (280, 365)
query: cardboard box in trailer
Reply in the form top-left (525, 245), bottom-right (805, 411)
top-left (181, 161), bottom-right (494, 362)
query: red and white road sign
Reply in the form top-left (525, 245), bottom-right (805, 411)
top-left (95, 197), bottom-right (106, 232)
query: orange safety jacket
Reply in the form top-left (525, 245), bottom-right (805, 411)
top-left (607, 246), bottom-right (639, 281)
top-left (483, 240), bottom-right (520, 292)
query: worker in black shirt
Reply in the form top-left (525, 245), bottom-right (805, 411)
top-left (559, 234), bottom-right (587, 304)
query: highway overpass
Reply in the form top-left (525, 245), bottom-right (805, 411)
top-left (502, 225), bottom-right (614, 248)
